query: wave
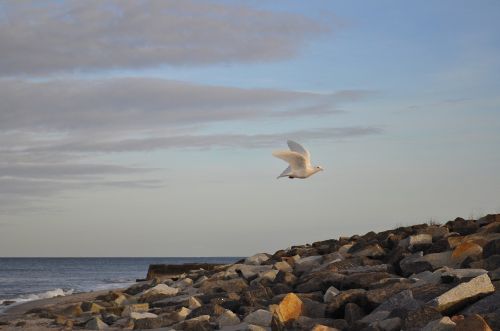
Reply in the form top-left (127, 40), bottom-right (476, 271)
top-left (0, 288), bottom-right (74, 311)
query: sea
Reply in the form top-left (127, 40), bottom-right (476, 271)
top-left (0, 257), bottom-right (240, 312)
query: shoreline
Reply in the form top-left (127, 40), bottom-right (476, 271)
top-left (0, 214), bottom-right (498, 330)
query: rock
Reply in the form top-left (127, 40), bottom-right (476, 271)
top-left (85, 316), bottom-right (109, 330)
top-left (400, 252), bottom-right (433, 276)
top-left (302, 298), bottom-right (326, 318)
top-left (243, 309), bottom-right (273, 327)
top-left (146, 263), bottom-right (222, 280)
top-left (295, 255), bottom-right (323, 273)
top-left (275, 293), bottom-right (303, 324)
top-left (340, 272), bottom-right (395, 290)
top-left (418, 226), bottom-right (450, 241)
top-left (245, 253), bottom-right (271, 265)
top-left (484, 309), bottom-right (500, 331)
top-left (323, 286), bottom-right (340, 303)
top-left (455, 314), bottom-right (492, 331)
top-left (440, 267), bottom-right (488, 282)
top-left (401, 306), bottom-right (443, 330)
top-left (472, 254), bottom-right (500, 271)
top-left (80, 301), bottom-right (104, 313)
top-left (247, 324), bottom-right (268, 331)
top-left (189, 296), bottom-right (203, 310)
top-left (130, 311), bottom-right (158, 319)
top-left (489, 267), bottom-right (500, 281)
top-left (400, 234), bottom-right (433, 251)
top-left (218, 310), bottom-right (241, 327)
top-left (344, 302), bottom-right (364, 325)
top-left (326, 289), bottom-right (367, 317)
top-left (376, 317), bottom-right (402, 331)
top-left (182, 316), bottom-right (213, 331)
top-left (121, 303), bottom-right (149, 317)
top-left (361, 290), bottom-right (420, 324)
top-left (448, 218), bottom-right (479, 235)
top-left (229, 264), bottom-right (273, 280)
top-left (310, 325), bottom-right (338, 331)
top-left (199, 278), bottom-right (249, 294)
top-left (274, 261), bottom-right (293, 273)
top-left (483, 239), bottom-right (500, 258)
top-left (349, 243), bottom-right (386, 258)
top-left (421, 317), bottom-right (456, 331)
top-left (366, 282), bottom-right (413, 306)
top-left (139, 284), bottom-right (179, 302)
top-left (461, 291), bottom-right (500, 314)
top-left (429, 273), bottom-right (495, 313)
top-left (274, 270), bottom-right (298, 287)
top-left (451, 242), bottom-right (483, 264)
top-left (423, 251), bottom-right (454, 269)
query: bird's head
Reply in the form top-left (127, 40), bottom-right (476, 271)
top-left (315, 166), bottom-right (324, 171)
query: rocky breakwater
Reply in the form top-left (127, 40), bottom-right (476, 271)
top-left (4, 214), bottom-right (500, 331)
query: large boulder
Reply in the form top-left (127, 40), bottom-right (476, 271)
top-left (139, 284), bottom-right (179, 303)
top-left (243, 309), bottom-right (273, 327)
top-left (428, 274), bottom-right (495, 313)
top-left (275, 293), bottom-right (303, 324)
top-left (245, 253), bottom-right (271, 265)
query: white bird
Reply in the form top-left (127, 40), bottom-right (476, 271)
top-left (272, 140), bottom-right (324, 179)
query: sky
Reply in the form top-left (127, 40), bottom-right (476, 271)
top-left (0, 0), bottom-right (499, 257)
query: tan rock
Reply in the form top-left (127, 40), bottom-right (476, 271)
top-left (121, 303), bottom-right (149, 317)
top-left (218, 309), bottom-right (241, 327)
top-left (311, 324), bottom-right (337, 331)
top-left (455, 314), bottom-right (492, 331)
top-left (276, 293), bottom-right (303, 324)
top-left (429, 274), bottom-right (495, 313)
top-left (188, 296), bottom-right (202, 310)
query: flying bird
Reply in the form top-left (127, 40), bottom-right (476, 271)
top-left (272, 140), bottom-right (324, 179)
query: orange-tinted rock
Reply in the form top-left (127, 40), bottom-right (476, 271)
top-left (276, 293), bottom-right (303, 324)
top-left (311, 325), bottom-right (337, 331)
top-left (451, 241), bottom-right (483, 263)
top-left (455, 314), bottom-right (492, 331)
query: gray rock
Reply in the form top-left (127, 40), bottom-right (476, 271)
top-left (461, 291), bottom-right (500, 315)
top-left (421, 317), bottom-right (456, 331)
top-left (400, 234), bottom-right (433, 251)
top-left (243, 309), bottom-right (273, 327)
top-left (245, 253), bottom-right (271, 265)
top-left (400, 252), bottom-right (433, 276)
top-left (295, 255), bottom-right (324, 273)
top-left (484, 239), bottom-right (500, 258)
top-left (361, 290), bottom-right (420, 324)
top-left (428, 273), bottom-right (495, 313)
top-left (489, 267), bottom-right (500, 281)
top-left (376, 317), bottom-right (402, 331)
top-left (85, 317), bottom-right (109, 330)
top-left (350, 243), bottom-right (386, 258)
top-left (218, 310), bottom-right (241, 328)
top-left (323, 286), bottom-right (340, 303)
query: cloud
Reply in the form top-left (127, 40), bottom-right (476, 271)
top-left (22, 127), bottom-right (382, 153)
top-left (0, 78), bottom-right (367, 132)
top-left (0, 0), bottom-right (330, 76)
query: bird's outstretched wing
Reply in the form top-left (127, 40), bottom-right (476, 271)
top-left (277, 166), bottom-right (292, 179)
top-left (272, 150), bottom-right (307, 171)
top-left (287, 140), bottom-right (311, 166)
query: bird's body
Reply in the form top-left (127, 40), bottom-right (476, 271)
top-left (272, 140), bottom-right (323, 179)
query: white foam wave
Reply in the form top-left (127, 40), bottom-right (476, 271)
top-left (0, 288), bottom-right (74, 308)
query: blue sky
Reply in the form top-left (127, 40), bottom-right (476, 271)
top-left (0, 0), bottom-right (499, 256)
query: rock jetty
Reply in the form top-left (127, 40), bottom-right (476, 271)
top-left (1, 214), bottom-right (500, 331)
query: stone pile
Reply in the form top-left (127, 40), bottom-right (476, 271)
top-left (14, 214), bottom-right (500, 330)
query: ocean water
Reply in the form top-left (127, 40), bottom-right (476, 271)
top-left (0, 257), bottom-right (239, 311)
